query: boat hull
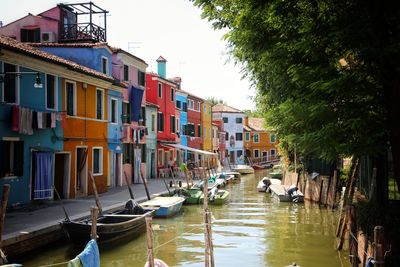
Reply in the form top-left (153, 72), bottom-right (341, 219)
top-left (233, 165), bottom-right (255, 174)
top-left (141, 197), bottom-right (185, 218)
top-left (63, 210), bottom-right (155, 245)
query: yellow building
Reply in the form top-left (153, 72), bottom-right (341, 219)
top-left (201, 101), bottom-right (212, 151)
top-left (243, 117), bottom-right (278, 164)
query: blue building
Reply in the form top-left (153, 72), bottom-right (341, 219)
top-left (176, 90), bottom-right (188, 161)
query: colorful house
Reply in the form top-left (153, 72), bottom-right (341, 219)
top-left (201, 101), bottom-right (212, 152)
top-left (111, 47), bottom-right (148, 184)
top-left (145, 57), bottom-right (179, 172)
top-left (145, 102), bottom-right (159, 179)
top-left (212, 118), bottom-right (226, 165)
top-left (243, 117), bottom-right (279, 163)
top-left (186, 93), bottom-right (203, 162)
top-left (176, 89), bottom-right (188, 161)
top-left (212, 103), bottom-right (244, 165)
top-left (0, 36), bottom-right (115, 205)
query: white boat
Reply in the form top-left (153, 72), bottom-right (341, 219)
top-left (257, 177), bottom-right (281, 192)
top-left (232, 164), bottom-right (254, 174)
top-left (140, 196), bottom-right (185, 218)
top-left (269, 184), bottom-right (304, 203)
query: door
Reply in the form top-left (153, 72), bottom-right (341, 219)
top-left (31, 151), bottom-right (53, 200)
top-left (230, 151), bottom-right (235, 164)
top-left (115, 153), bottom-right (121, 186)
top-left (54, 153), bottom-right (70, 199)
top-left (76, 147), bottom-right (88, 196)
top-left (151, 151), bottom-right (156, 178)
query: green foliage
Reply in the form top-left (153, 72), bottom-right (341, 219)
top-left (191, 0), bottom-right (399, 163)
top-left (206, 97), bottom-right (226, 106)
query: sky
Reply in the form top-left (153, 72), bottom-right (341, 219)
top-left (0, 0), bottom-right (256, 111)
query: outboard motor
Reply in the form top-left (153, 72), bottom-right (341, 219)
top-left (262, 178), bottom-right (271, 191)
top-left (287, 185), bottom-right (300, 203)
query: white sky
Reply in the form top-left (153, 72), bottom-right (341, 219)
top-left (1, 0), bottom-right (255, 110)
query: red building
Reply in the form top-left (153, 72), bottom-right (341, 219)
top-left (145, 56), bottom-right (178, 172)
top-left (186, 94), bottom-right (203, 153)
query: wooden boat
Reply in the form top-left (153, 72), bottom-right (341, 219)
top-left (257, 177), bottom-right (281, 192)
top-left (269, 184), bottom-right (304, 203)
top-left (268, 171), bottom-right (283, 179)
top-left (176, 188), bottom-right (204, 205)
top-left (63, 202), bottom-right (155, 245)
top-left (200, 189), bottom-right (230, 205)
top-left (140, 196), bottom-right (185, 218)
top-left (217, 173), bottom-right (236, 184)
top-left (232, 164), bottom-right (255, 174)
top-left (252, 163), bottom-right (274, 170)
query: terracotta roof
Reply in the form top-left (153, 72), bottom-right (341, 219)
top-left (212, 103), bottom-right (243, 113)
top-left (0, 35), bottom-right (114, 82)
top-left (243, 125), bottom-right (252, 131)
top-left (29, 42), bottom-right (109, 48)
top-left (179, 89), bottom-right (204, 101)
top-left (247, 118), bottom-right (267, 132)
top-left (107, 46), bottom-right (147, 65)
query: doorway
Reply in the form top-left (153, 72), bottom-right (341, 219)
top-left (76, 147), bottom-right (88, 196)
top-left (54, 153), bottom-right (70, 199)
top-left (230, 151), bottom-right (235, 164)
top-left (151, 151), bottom-right (156, 178)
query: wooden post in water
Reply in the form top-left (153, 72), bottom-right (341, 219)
top-left (373, 226), bottom-right (384, 267)
top-left (89, 172), bottom-right (103, 214)
top-left (203, 168), bottom-right (209, 267)
top-left (90, 206), bottom-right (99, 240)
top-left (146, 217), bottom-right (155, 267)
top-left (0, 184), bottom-right (10, 265)
top-left (124, 171), bottom-right (135, 199)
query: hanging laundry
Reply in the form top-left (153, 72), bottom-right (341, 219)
top-left (27, 109), bottom-right (33, 135)
top-left (19, 107), bottom-right (33, 135)
top-left (32, 111), bottom-right (38, 130)
top-left (11, 105), bottom-right (19, 132)
top-left (51, 112), bottom-right (56, 128)
top-left (37, 112), bottom-right (43, 129)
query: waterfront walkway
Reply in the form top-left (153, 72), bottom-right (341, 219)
top-left (3, 178), bottom-right (177, 256)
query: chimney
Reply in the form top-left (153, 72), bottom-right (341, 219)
top-left (156, 56), bottom-right (167, 79)
top-left (244, 116), bottom-right (249, 127)
top-left (172, 77), bottom-right (182, 89)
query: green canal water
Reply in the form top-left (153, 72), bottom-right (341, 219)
top-left (19, 171), bottom-right (349, 267)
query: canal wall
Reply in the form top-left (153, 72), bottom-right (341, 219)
top-left (282, 170), bottom-right (339, 208)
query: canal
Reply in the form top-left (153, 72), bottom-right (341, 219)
top-left (19, 171), bottom-right (349, 267)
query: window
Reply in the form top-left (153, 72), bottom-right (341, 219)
top-left (254, 149), bottom-right (259, 158)
top-left (225, 132), bottom-right (229, 141)
top-left (197, 101), bottom-right (201, 111)
top-left (66, 81), bottom-right (76, 116)
top-left (176, 118), bottom-right (180, 133)
top-left (223, 117), bottom-right (228, 123)
top-left (188, 123), bottom-right (195, 137)
top-left (122, 102), bottom-right (130, 123)
top-left (2, 63), bottom-right (19, 104)
top-left (171, 88), bottom-right (174, 101)
top-left (237, 150), bottom-right (243, 158)
top-left (0, 140), bottom-right (24, 177)
top-left (46, 74), bottom-right (57, 110)
top-left (270, 134), bottom-right (276, 143)
top-left (245, 132), bottom-right (250, 141)
top-left (254, 133), bottom-right (259, 143)
top-left (151, 113), bottom-right (156, 132)
top-left (235, 133), bottom-right (243, 141)
top-left (170, 115), bottom-right (175, 133)
top-left (20, 28), bottom-right (40, 42)
top-left (110, 98), bottom-right (118, 123)
top-left (158, 83), bottom-right (162, 98)
top-left (236, 117), bottom-right (243, 123)
top-left (96, 89), bottom-right (104, 120)
top-left (176, 100), bottom-right (181, 109)
top-left (123, 65), bottom-right (129, 81)
top-left (138, 70), bottom-right (146, 87)
top-left (157, 112), bottom-right (164, 132)
top-left (92, 147), bottom-right (103, 175)
top-left (101, 57), bottom-right (108, 74)
top-left (262, 151), bottom-right (268, 160)
top-left (187, 99), bottom-right (194, 110)
top-left (197, 125), bottom-right (201, 137)
top-left (182, 124), bottom-right (188, 135)
top-left (182, 102), bottom-right (187, 112)
top-left (270, 149), bottom-right (276, 157)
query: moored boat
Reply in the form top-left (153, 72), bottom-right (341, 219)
top-left (200, 188), bottom-right (230, 205)
top-left (177, 188), bottom-right (204, 205)
top-left (269, 184), bottom-right (304, 203)
top-left (232, 164), bottom-right (255, 174)
top-left (63, 201), bottom-right (155, 245)
top-left (140, 196), bottom-right (185, 218)
top-left (257, 177), bottom-right (281, 192)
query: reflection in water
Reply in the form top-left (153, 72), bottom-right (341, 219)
top-left (20, 171), bottom-right (348, 267)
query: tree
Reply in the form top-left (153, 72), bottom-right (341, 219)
top-left (206, 96), bottom-right (226, 106)
top-left (192, 0), bottom-right (400, 192)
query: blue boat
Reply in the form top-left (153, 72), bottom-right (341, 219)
top-left (140, 197), bottom-right (185, 218)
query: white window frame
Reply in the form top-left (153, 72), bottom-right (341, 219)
top-left (95, 88), bottom-right (104, 120)
top-left (1, 62), bottom-right (20, 104)
top-left (158, 82), bottom-right (162, 98)
top-left (245, 132), bottom-right (250, 141)
top-left (101, 56), bottom-right (109, 75)
top-left (151, 113), bottom-right (156, 132)
top-left (197, 101), bottom-right (201, 112)
top-left (254, 133), bottom-right (260, 143)
top-left (262, 151), bottom-right (268, 160)
top-left (176, 117), bottom-right (180, 133)
top-left (110, 97), bottom-right (118, 124)
top-left (45, 73), bottom-right (58, 110)
top-left (92, 147), bottom-right (103, 175)
top-left (254, 149), bottom-right (260, 158)
top-left (270, 149), bottom-right (276, 157)
top-left (65, 80), bottom-right (77, 116)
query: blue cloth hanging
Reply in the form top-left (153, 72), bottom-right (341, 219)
top-left (78, 239), bottom-right (100, 267)
top-left (130, 86), bottom-right (144, 122)
top-left (33, 151), bottom-right (53, 200)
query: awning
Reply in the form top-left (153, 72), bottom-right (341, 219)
top-left (164, 143), bottom-right (217, 156)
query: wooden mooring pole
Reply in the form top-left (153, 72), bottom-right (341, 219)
top-left (90, 206), bottom-right (99, 240)
top-left (0, 184), bottom-right (11, 265)
top-left (89, 172), bottom-right (103, 214)
top-left (203, 164), bottom-right (215, 267)
top-left (373, 226), bottom-right (384, 267)
top-left (146, 217), bottom-right (155, 267)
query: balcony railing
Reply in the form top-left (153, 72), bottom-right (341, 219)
top-left (60, 23), bottom-right (106, 42)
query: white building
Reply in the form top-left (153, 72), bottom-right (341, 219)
top-left (212, 104), bottom-right (244, 165)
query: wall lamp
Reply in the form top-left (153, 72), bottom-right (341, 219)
top-left (0, 71), bottom-right (43, 88)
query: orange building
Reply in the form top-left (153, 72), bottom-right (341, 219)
top-left (243, 117), bottom-right (278, 164)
